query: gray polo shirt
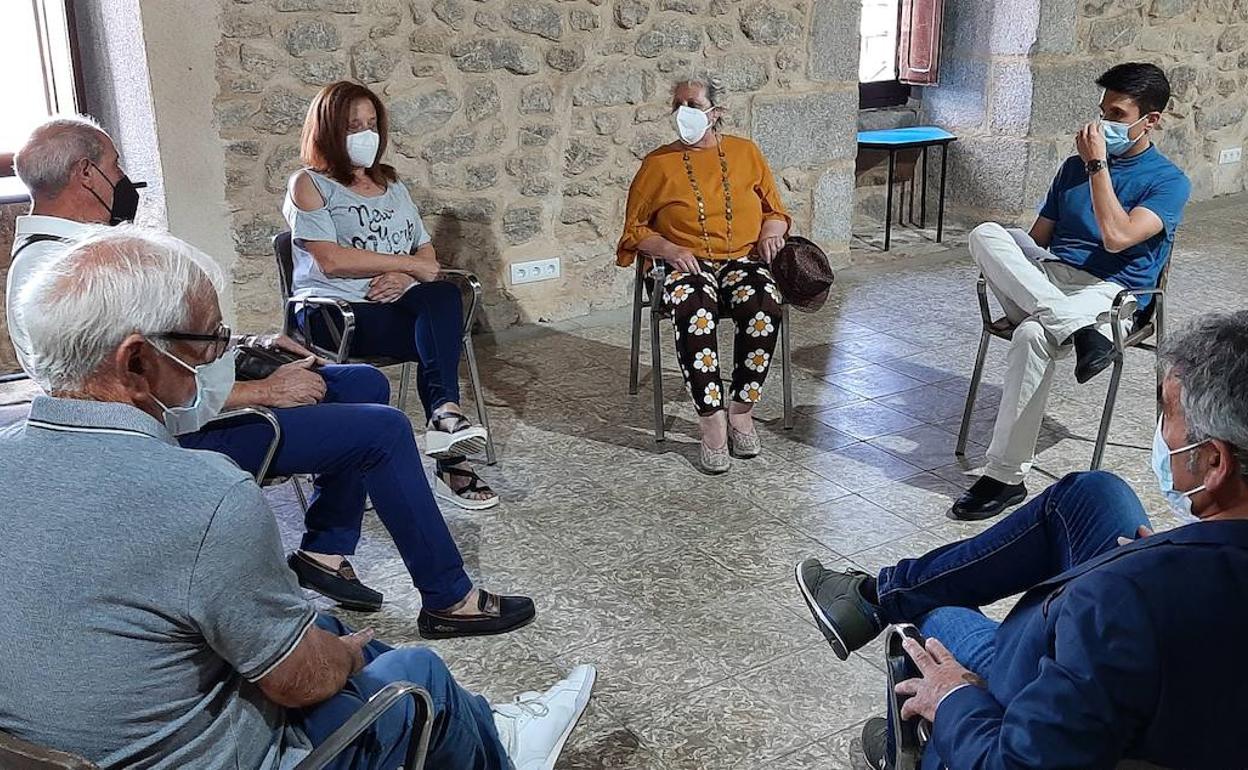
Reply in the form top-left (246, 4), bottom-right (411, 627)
top-left (0, 396), bottom-right (316, 769)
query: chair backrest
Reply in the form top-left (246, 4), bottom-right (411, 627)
top-left (274, 231), bottom-right (295, 301)
top-left (1133, 241), bottom-right (1173, 329)
top-left (0, 732), bottom-right (97, 770)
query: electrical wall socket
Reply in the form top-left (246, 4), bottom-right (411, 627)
top-left (1220, 147), bottom-right (1243, 164)
top-left (510, 257), bottom-right (561, 285)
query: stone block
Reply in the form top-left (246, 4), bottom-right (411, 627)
top-left (1168, 63), bottom-right (1199, 101)
top-left (990, 0), bottom-right (1041, 54)
top-left (661, 0), bottom-right (704, 11)
top-left (411, 58), bottom-right (442, 78)
top-left (520, 84), bottom-right (556, 113)
top-left (739, 2), bottom-right (802, 45)
top-left (630, 127), bottom-right (670, 158)
top-left (1194, 99), bottom-right (1248, 131)
top-left (240, 45), bottom-right (278, 78)
top-left (809, 0), bottom-right (860, 81)
top-left (433, 0), bottom-right (467, 27)
top-left (856, 107), bottom-right (918, 131)
top-left (922, 57), bottom-right (988, 130)
top-left (635, 103), bottom-right (670, 123)
top-left (571, 9), bottom-right (600, 30)
top-left (752, 90), bottom-right (857, 169)
top-left (1136, 25), bottom-right (1176, 52)
top-left (1219, 24), bottom-right (1248, 51)
top-left (257, 87), bottom-right (313, 134)
top-left (1029, 59), bottom-right (1110, 134)
top-left (233, 213), bottom-right (285, 256)
top-left (410, 30), bottom-right (449, 53)
top-left (216, 99), bottom-right (259, 129)
top-left (712, 54), bottom-right (770, 91)
top-left (292, 56), bottom-right (348, 85)
top-left (1085, 13), bottom-right (1143, 53)
top-left (475, 9), bottom-right (503, 31)
top-left (503, 206), bottom-right (544, 243)
top-left (465, 80), bottom-right (501, 121)
top-left (1175, 26), bottom-right (1217, 53)
top-left (422, 133), bottom-right (476, 163)
top-left (465, 163), bottom-right (498, 191)
top-left (613, 0), bottom-right (650, 29)
top-left (222, 10), bottom-right (269, 39)
top-left (520, 124), bottom-right (558, 146)
top-left (989, 61), bottom-right (1033, 133)
top-left (565, 137), bottom-right (609, 175)
top-left (635, 19), bottom-right (704, 58)
top-left (227, 140), bottom-right (263, 158)
top-left (707, 21), bottom-right (735, 49)
top-left (942, 0), bottom-right (993, 54)
top-left (275, 0), bottom-right (361, 10)
top-left (945, 136), bottom-right (1031, 213)
top-left (389, 89), bottom-right (461, 134)
top-left (573, 64), bottom-right (648, 106)
top-left (1149, 0), bottom-right (1192, 17)
top-left (450, 38), bottom-right (542, 74)
top-left (547, 46), bottom-right (587, 71)
top-left (351, 41), bottom-right (397, 83)
top-left (812, 166), bottom-right (854, 246)
top-left (519, 176), bottom-right (553, 196)
top-left (285, 19), bottom-right (340, 56)
top-left (594, 111), bottom-right (621, 135)
top-left (265, 144), bottom-right (302, 194)
top-left (508, 0), bottom-right (564, 40)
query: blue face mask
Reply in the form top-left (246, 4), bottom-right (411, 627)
top-left (1101, 116), bottom-right (1146, 157)
top-left (1150, 416), bottom-right (1209, 523)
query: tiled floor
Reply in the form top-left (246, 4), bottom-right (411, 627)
top-left (6, 195), bottom-right (1241, 767)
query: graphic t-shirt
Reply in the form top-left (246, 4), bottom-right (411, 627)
top-left (281, 169), bottom-right (431, 302)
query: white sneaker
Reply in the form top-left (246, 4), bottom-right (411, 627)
top-left (492, 664), bottom-right (596, 770)
top-left (425, 422), bottom-right (489, 459)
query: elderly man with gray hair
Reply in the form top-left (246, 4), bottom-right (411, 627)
top-left (795, 312), bottom-right (1248, 768)
top-left (0, 226), bottom-right (595, 770)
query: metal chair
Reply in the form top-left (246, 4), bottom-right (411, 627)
top-left (0, 681), bottom-right (433, 770)
top-left (207, 405), bottom-right (310, 510)
top-left (274, 232), bottom-right (496, 465)
top-left (955, 263), bottom-right (1169, 470)
top-left (627, 256), bottom-right (794, 441)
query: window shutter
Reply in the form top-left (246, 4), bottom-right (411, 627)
top-left (896, 0), bottom-right (944, 86)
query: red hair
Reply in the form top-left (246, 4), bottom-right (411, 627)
top-left (299, 81), bottom-right (397, 186)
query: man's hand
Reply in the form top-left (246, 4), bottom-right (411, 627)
top-left (340, 627), bottom-right (375, 675)
top-left (662, 248), bottom-right (701, 275)
top-left (367, 271), bottom-right (417, 303)
top-left (1117, 525), bottom-right (1154, 547)
top-left (258, 357), bottom-right (326, 408)
top-left (756, 234), bottom-right (785, 264)
top-left (1076, 122), bottom-right (1107, 164)
top-left (271, 334), bottom-right (329, 366)
top-left (895, 637), bottom-right (984, 723)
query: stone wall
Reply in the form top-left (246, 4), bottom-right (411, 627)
top-left (214, 0), bottom-right (861, 332)
top-left (924, 0), bottom-right (1248, 226)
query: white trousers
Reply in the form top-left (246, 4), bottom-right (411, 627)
top-left (968, 222), bottom-right (1129, 484)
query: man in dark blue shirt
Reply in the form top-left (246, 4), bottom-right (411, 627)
top-left (795, 311), bottom-right (1248, 770)
top-left (953, 63), bottom-right (1191, 520)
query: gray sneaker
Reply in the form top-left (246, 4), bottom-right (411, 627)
top-left (794, 558), bottom-right (885, 660)
top-left (700, 440), bottom-right (731, 474)
top-left (728, 423), bottom-right (761, 459)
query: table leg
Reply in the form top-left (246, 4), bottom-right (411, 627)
top-left (884, 149), bottom-right (896, 251)
top-left (920, 146), bottom-right (928, 229)
top-left (908, 166), bottom-right (915, 225)
top-left (937, 143), bottom-right (949, 244)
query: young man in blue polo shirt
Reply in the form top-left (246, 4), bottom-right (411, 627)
top-left (952, 62), bottom-right (1191, 520)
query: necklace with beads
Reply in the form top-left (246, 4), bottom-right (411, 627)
top-left (681, 134), bottom-right (733, 260)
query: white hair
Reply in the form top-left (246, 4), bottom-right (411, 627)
top-left (13, 115), bottom-right (110, 199)
top-left (19, 225), bottom-right (225, 392)
top-left (672, 72), bottom-right (728, 108)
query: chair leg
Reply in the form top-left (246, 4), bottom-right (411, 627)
top-left (629, 264), bottom-right (645, 396)
top-left (651, 307), bottom-right (665, 442)
top-left (463, 334), bottom-right (497, 466)
top-left (396, 362), bottom-right (412, 414)
top-left (781, 304), bottom-right (794, 430)
top-left (1091, 357), bottom-right (1125, 470)
top-left (956, 330), bottom-right (992, 456)
top-left (292, 475), bottom-right (310, 513)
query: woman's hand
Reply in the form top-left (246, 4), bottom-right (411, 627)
top-left (367, 272), bottom-right (417, 302)
top-left (655, 248), bottom-right (700, 275)
top-left (756, 235), bottom-right (786, 264)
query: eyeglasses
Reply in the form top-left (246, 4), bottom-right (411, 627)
top-left (151, 322), bottom-right (232, 362)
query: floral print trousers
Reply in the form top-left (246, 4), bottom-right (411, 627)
top-left (664, 258), bottom-right (783, 417)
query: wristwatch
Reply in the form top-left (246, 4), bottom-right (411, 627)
top-left (1086, 158), bottom-right (1107, 176)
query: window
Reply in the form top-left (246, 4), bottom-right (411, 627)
top-left (858, 0), bottom-right (945, 109)
top-left (0, 1), bottom-right (80, 166)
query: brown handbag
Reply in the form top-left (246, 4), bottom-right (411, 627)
top-left (769, 236), bottom-right (836, 312)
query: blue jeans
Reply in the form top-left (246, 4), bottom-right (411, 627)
top-left (180, 364), bottom-right (472, 610)
top-left (302, 281), bottom-right (465, 421)
top-left (874, 471), bottom-right (1152, 769)
top-left (290, 614), bottom-right (510, 770)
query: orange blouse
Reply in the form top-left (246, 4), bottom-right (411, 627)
top-left (616, 134), bottom-right (791, 267)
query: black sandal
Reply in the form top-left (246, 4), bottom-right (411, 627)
top-left (435, 462), bottom-right (500, 510)
top-left (417, 588), bottom-right (536, 639)
top-left (425, 408), bottom-right (488, 459)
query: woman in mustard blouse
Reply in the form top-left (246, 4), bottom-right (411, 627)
top-left (618, 75), bottom-right (791, 473)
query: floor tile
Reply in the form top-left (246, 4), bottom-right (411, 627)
top-left (799, 442), bottom-right (928, 492)
top-left (813, 401), bottom-right (924, 441)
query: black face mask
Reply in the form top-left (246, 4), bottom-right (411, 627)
top-left (87, 160), bottom-right (146, 225)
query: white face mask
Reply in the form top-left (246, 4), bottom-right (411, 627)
top-left (673, 105), bottom-right (713, 145)
top-left (1150, 416), bottom-right (1209, 523)
top-left (152, 346), bottom-right (237, 436)
top-left (346, 129), bottom-right (380, 168)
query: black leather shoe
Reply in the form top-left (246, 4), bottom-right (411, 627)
top-left (418, 589), bottom-right (536, 639)
top-left (1072, 326), bottom-right (1117, 384)
top-left (287, 551), bottom-right (383, 612)
top-left (949, 476), bottom-right (1027, 521)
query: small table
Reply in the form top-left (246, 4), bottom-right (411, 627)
top-left (856, 126), bottom-right (957, 251)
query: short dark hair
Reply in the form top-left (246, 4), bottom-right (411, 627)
top-left (1096, 63), bottom-right (1171, 115)
top-left (299, 81), bottom-right (397, 187)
